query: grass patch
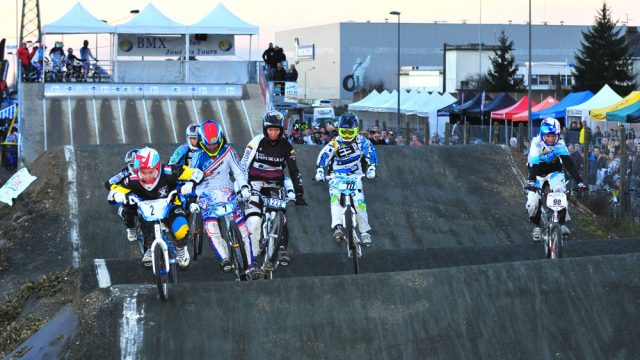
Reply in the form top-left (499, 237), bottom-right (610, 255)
top-left (0, 270), bottom-right (73, 357)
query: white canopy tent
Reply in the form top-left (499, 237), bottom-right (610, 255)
top-left (402, 92), bottom-right (438, 115)
top-left (43, 3), bottom-right (115, 34)
top-left (42, 2), bottom-right (259, 84)
top-left (348, 90), bottom-right (382, 111)
top-left (565, 84), bottom-right (622, 124)
top-left (116, 3), bottom-right (187, 34)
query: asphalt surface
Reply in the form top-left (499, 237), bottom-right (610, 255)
top-left (68, 252), bottom-right (640, 359)
top-left (5, 139), bottom-right (640, 358)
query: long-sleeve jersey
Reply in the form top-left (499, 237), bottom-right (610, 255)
top-left (104, 167), bottom-right (131, 190)
top-left (111, 164), bottom-right (199, 201)
top-left (527, 136), bottom-right (583, 183)
top-left (168, 143), bottom-right (200, 167)
top-left (241, 135), bottom-right (304, 195)
top-left (316, 135), bottom-right (378, 175)
top-left (190, 144), bottom-right (247, 193)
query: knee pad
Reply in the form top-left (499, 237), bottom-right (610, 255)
top-left (246, 215), bottom-right (262, 237)
top-left (204, 220), bottom-right (221, 239)
top-left (172, 216), bottom-right (189, 241)
top-left (526, 192), bottom-right (540, 218)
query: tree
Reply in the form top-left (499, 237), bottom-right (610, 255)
top-left (485, 31), bottom-right (523, 92)
top-left (573, 3), bottom-right (637, 94)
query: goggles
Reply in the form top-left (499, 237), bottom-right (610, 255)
top-left (338, 128), bottom-right (357, 139)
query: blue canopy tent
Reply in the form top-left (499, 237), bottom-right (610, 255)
top-left (531, 90), bottom-right (594, 121)
top-left (466, 93), bottom-right (516, 118)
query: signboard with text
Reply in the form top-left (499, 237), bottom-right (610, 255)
top-left (117, 34), bottom-right (234, 57)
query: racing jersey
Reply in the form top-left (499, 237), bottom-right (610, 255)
top-left (104, 166), bottom-right (131, 190)
top-left (241, 135), bottom-right (303, 195)
top-left (190, 144), bottom-right (247, 193)
top-left (528, 136), bottom-right (583, 182)
top-left (112, 164), bottom-right (198, 201)
top-left (168, 143), bottom-right (200, 167)
top-left (316, 134), bottom-right (378, 175)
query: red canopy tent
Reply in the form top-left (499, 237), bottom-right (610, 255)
top-left (491, 96), bottom-right (537, 120)
top-left (511, 96), bottom-right (558, 122)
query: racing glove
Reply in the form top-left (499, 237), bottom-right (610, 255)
top-left (524, 180), bottom-right (537, 192)
top-left (111, 190), bottom-right (127, 204)
top-left (366, 165), bottom-right (376, 179)
top-left (181, 181), bottom-right (195, 195)
top-left (189, 202), bottom-right (200, 213)
top-left (295, 193), bottom-right (307, 206)
top-left (315, 168), bottom-right (325, 182)
top-left (240, 185), bottom-right (252, 201)
top-left (576, 182), bottom-right (588, 192)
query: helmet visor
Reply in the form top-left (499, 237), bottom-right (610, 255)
top-left (339, 128), bottom-right (356, 140)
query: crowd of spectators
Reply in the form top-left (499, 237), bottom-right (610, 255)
top-left (262, 43), bottom-right (297, 82)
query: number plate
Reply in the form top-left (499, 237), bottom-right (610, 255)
top-left (337, 182), bottom-right (356, 191)
top-left (213, 202), bottom-right (235, 216)
top-left (137, 199), bottom-right (169, 221)
top-left (546, 192), bottom-right (567, 211)
top-left (265, 197), bottom-right (287, 209)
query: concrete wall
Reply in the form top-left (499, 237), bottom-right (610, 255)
top-left (276, 24), bottom-right (342, 101)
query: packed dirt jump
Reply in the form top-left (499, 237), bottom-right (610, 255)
top-left (2, 143), bottom-right (640, 359)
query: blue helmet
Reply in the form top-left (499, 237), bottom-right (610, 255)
top-left (338, 112), bottom-right (358, 141)
top-left (540, 117), bottom-right (561, 147)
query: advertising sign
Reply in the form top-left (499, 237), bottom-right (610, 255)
top-left (296, 44), bottom-right (315, 61)
top-left (117, 34), bottom-right (234, 57)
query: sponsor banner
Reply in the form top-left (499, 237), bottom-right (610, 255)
top-left (117, 34), bottom-right (234, 57)
top-left (0, 168), bottom-right (38, 206)
top-left (296, 44), bottom-right (314, 61)
top-left (285, 82), bottom-right (298, 103)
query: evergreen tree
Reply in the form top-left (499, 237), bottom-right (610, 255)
top-left (573, 3), bottom-right (636, 94)
top-left (486, 31), bottom-right (523, 92)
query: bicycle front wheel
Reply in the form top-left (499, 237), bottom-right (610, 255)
top-left (345, 206), bottom-right (359, 274)
top-left (266, 211), bottom-right (285, 263)
top-left (92, 71), bottom-right (101, 83)
top-left (230, 220), bottom-right (250, 281)
top-left (153, 242), bottom-right (169, 301)
top-left (550, 224), bottom-right (563, 259)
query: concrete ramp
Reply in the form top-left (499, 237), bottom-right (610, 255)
top-left (20, 84), bottom-right (266, 164)
top-left (69, 253), bottom-right (640, 359)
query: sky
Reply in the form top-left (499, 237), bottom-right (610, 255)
top-left (1, 0), bottom-right (639, 58)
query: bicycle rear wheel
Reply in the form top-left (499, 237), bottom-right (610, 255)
top-left (153, 242), bottom-right (169, 301)
top-left (550, 224), bottom-right (563, 259)
top-left (345, 206), bottom-right (359, 274)
top-left (92, 71), bottom-right (101, 82)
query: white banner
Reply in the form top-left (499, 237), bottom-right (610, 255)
top-left (285, 82), bottom-right (298, 103)
top-left (117, 34), bottom-right (235, 57)
top-left (0, 168), bottom-right (38, 206)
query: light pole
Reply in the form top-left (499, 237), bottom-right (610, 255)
top-left (390, 11), bottom-right (400, 127)
top-left (304, 66), bottom-right (316, 102)
top-left (527, 0), bottom-right (532, 139)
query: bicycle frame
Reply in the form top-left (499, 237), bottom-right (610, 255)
top-left (327, 174), bottom-right (365, 270)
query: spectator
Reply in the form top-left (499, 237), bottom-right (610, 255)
top-left (569, 144), bottom-right (583, 178)
top-left (628, 128), bottom-right (636, 141)
top-left (452, 120), bottom-right (462, 144)
top-left (285, 64), bottom-right (298, 82)
top-left (564, 121), bottom-right (579, 145)
top-left (5, 126), bottom-right (18, 143)
top-left (262, 43), bottom-right (277, 80)
top-left (387, 131), bottom-right (397, 145)
top-left (396, 135), bottom-right (406, 146)
top-left (592, 125), bottom-right (603, 145)
top-left (509, 137), bottom-right (518, 147)
top-left (579, 121), bottom-right (590, 145)
top-left (274, 45), bottom-right (286, 65)
top-left (369, 131), bottom-right (384, 145)
top-left (17, 42), bottom-right (30, 79)
top-left (79, 40), bottom-right (97, 81)
top-left (273, 62), bottom-right (286, 81)
top-left (325, 124), bottom-right (337, 139)
top-left (30, 44), bottom-right (43, 81)
top-left (409, 134), bottom-right (422, 146)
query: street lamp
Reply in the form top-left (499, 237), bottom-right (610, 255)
top-left (390, 11), bottom-right (400, 127)
top-left (304, 66), bottom-right (316, 102)
top-left (527, 0), bottom-right (532, 139)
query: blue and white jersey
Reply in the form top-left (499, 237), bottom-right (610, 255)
top-left (316, 134), bottom-right (378, 175)
top-left (168, 143), bottom-right (200, 167)
top-left (190, 144), bottom-right (247, 194)
top-left (528, 136), bottom-right (569, 167)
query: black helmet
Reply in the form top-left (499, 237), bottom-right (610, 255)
top-left (262, 111), bottom-right (285, 137)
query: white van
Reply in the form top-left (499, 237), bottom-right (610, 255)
top-left (312, 107), bottom-right (335, 128)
